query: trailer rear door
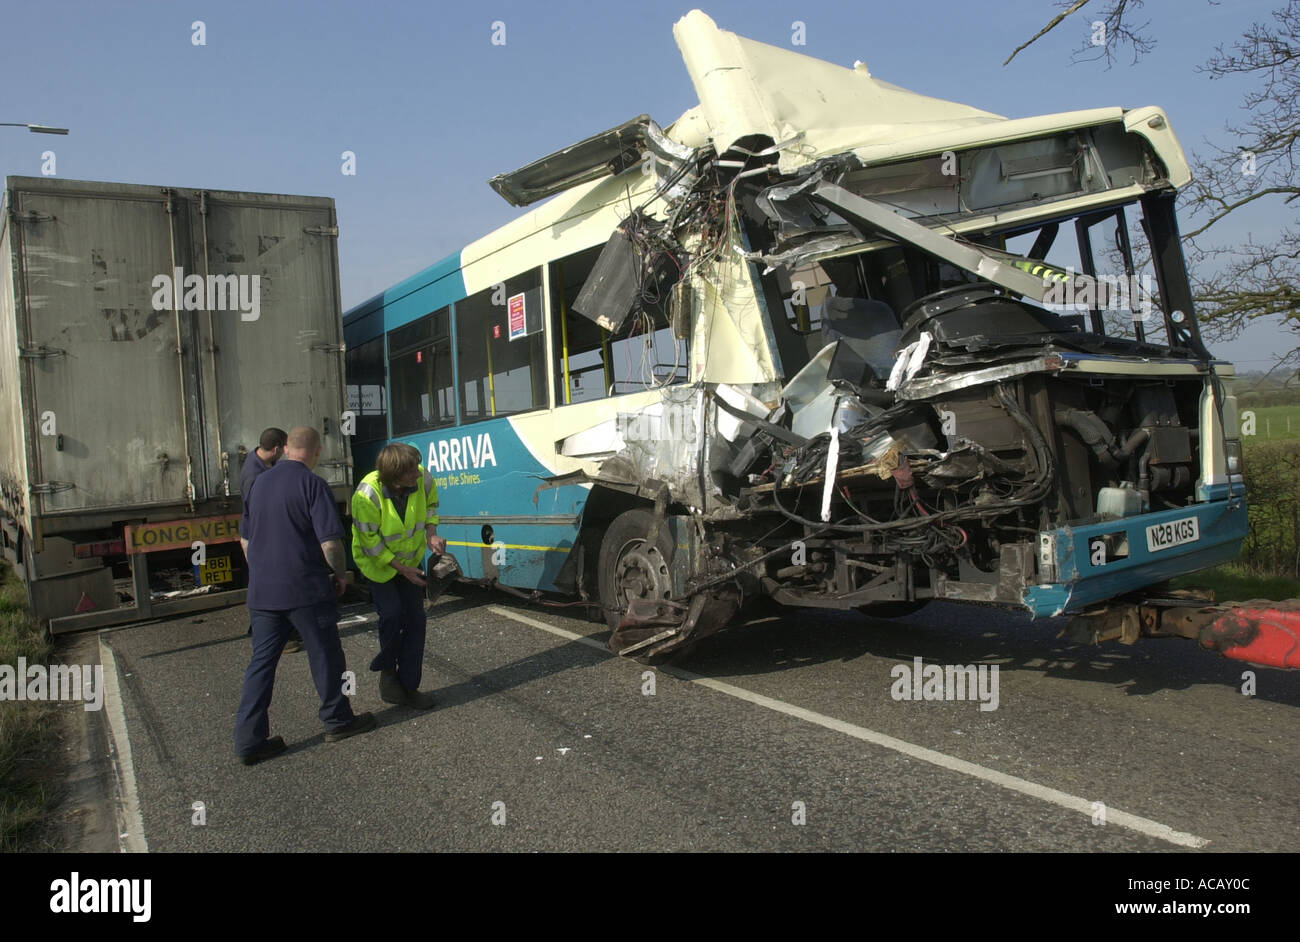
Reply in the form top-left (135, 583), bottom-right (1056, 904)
top-left (10, 181), bottom-right (195, 514)
top-left (192, 190), bottom-right (348, 496)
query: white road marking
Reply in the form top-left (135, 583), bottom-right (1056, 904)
top-left (488, 606), bottom-right (602, 648)
top-left (487, 604), bottom-right (1210, 849)
top-left (98, 636), bottom-right (149, 853)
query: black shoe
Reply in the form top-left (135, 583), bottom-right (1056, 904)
top-left (239, 735), bottom-right (286, 766)
top-left (378, 669), bottom-right (404, 705)
top-left (402, 688), bottom-right (437, 711)
top-left (283, 633), bottom-right (304, 654)
top-left (324, 712), bottom-right (377, 742)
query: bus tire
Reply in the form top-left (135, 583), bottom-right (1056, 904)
top-left (597, 508), bottom-right (675, 633)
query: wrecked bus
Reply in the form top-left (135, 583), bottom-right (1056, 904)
top-left (343, 10), bottom-right (1291, 666)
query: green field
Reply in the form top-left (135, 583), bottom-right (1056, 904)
top-left (1238, 403), bottom-right (1300, 441)
top-left (1225, 409), bottom-right (1300, 578)
top-left (1172, 563), bottom-right (1300, 603)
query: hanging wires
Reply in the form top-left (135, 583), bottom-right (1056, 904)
top-left (766, 384), bottom-right (1054, 536)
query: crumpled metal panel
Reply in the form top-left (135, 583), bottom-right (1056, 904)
top-left (488, 115), bottom-right (694, 208)
top-left (603, 385), bottom-right (709, 508)
top-left (687, 260), bottom-right (779, 387)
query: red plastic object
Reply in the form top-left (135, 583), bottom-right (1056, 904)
top-left (1201, 603), bottom-right (1300, 669)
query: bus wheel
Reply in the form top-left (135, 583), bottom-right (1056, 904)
top-left (598, 509), bottom-right (674, 633)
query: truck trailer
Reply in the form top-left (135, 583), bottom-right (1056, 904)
top-left (0, 176), bottom-right (350, 632)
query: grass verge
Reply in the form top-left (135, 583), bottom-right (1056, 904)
top-left (1172, 562), bottom-right (1300, 603)
top-left (0, 559), bottom-right (52, 851)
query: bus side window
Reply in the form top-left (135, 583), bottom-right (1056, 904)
top-left (550, 246), bottom-right (688, 405)
top-left (388, 307), bottom-right (455, 435)
top-left (456, 268), bottom-right (547, 422)
top-left (551, 246), bottom-right (611, 405)
top-left (344, 335), bottom-right (389, 442)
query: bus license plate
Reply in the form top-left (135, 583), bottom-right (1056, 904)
top-left (200, 556), bottom-right (234, 585)
top-left (1145, 516), bottom-right (1199, 553)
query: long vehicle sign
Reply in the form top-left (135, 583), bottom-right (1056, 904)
top-left (124, 514), bottom-right (241, 554)
top-left (1146, 516), bottom-right (1200, 553)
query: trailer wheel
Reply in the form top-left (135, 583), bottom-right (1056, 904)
top-left (598, 508), bottom-right (675, 633)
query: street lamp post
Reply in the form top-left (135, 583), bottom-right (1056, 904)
top-left (0, 122), bottom-right (69, 135)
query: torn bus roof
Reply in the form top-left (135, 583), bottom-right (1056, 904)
top-left (672, 9), bottom-right (1003, 173)
top-left (671, 10), bottom-right (1189, 182)
top-left (488, 10), bottom-right (1007, 198)
top-left (488, 9), bottom-right (1190, 215)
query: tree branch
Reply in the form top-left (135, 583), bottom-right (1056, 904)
top-left (1004, 0), bottom-right (1092, 65)
top-left (1184, 186), bottom-right (1300, 238)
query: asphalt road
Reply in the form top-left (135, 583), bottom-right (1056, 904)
top-left (93, 589), bottom-right (1300, 852)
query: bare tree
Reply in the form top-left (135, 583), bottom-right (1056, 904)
top-left (1004, 0), bottom-right (1154, 67)
top-left (1009, 1), bottom-right (1300, 368)
top-left (1182, 3), bottom-right (1300, 366)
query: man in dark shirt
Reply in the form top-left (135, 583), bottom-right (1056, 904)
top-left (234, 425), bottom-right (375, 764)
top-left (240, 427), bottom-right (304, 653)
top-left (240, 427), bottom-right (287, 499)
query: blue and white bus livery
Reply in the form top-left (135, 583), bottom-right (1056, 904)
top-left (343, 11), bottom-right (1296, 670)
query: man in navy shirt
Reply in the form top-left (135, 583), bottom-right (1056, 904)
top-left (234, 425), bottom-right (375, 764)
top-left (241, 428), bottom-right (306, 649)
top-left (239, 427), bottom-right (287, 499)
top-left (240, 427), bottom-right (306, 653)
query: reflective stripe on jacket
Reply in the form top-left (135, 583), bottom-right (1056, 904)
top-left (351, 467), bottom-right (440, 583)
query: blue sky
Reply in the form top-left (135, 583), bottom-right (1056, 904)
top-left (2, 0), bottom-right (1290, 367)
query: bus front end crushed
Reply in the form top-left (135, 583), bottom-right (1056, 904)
top-left (483, 11), bottom-right (1276, 668)
top-left (581, 146), bottom-right (1256, 663)
top-left (598, 349), bottom-right (1254, 663)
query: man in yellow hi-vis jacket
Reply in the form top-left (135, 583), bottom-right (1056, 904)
top-left (352, 442), bottom-right (446, 709)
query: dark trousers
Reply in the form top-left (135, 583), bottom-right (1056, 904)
top-left (367, 575), bottom-right (427, 691)
top-left (234, 602), bottom-right (355, 754)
